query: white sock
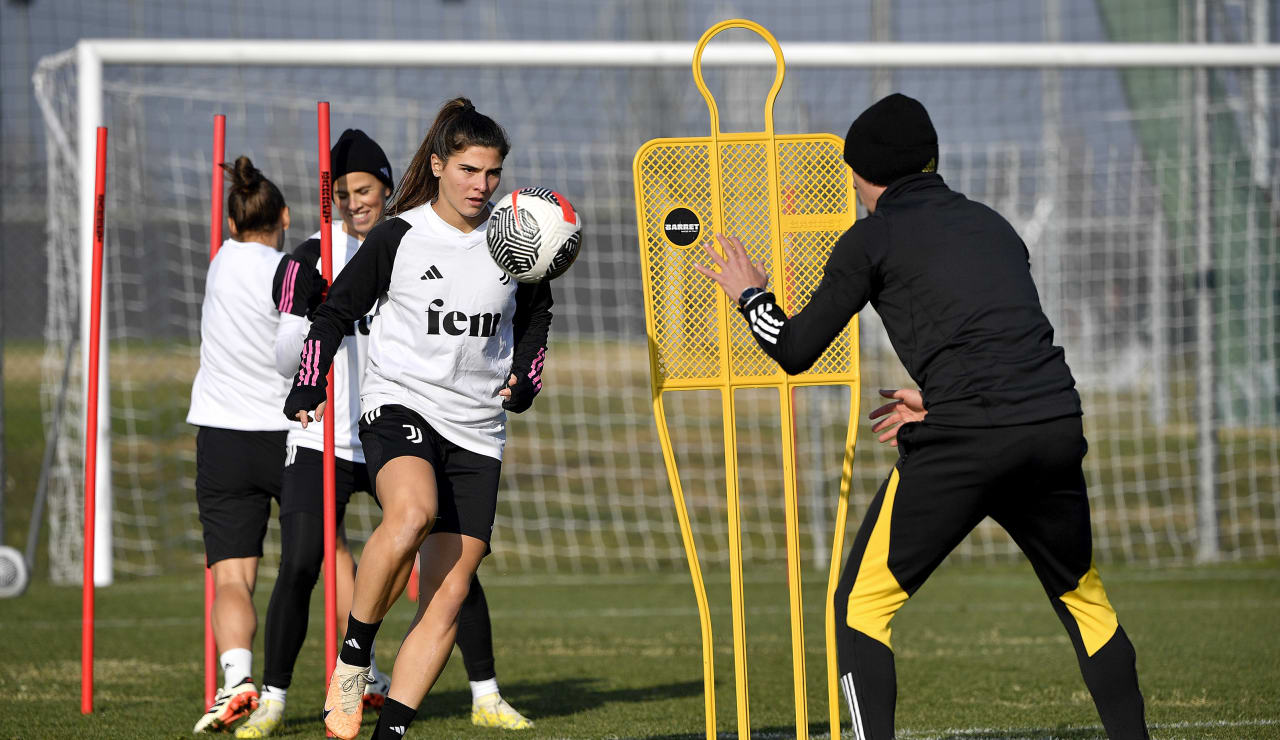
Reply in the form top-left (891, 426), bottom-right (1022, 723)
top-left (262, 685), bottom-right (287, 705)
top-left (220, 648), bottom-right (253, 689)
top-left (470, 678), bottom-right (500, 703)
top-left (369, 641), bottom-right (381, 676)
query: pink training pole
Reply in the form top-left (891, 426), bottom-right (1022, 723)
top-left (210, 115), bottom-right (226, 259)
top-left (317, 101), bottom-right (339, 694)
top-left (204, 113), bottom-right (226, 709)
top-left (81, 125), bottom-right (108, 715)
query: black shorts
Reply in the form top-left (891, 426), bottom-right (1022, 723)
top-left (358, 404), bottom-right (501, 545)
top-left (195, 426), bottom-right (287, 566)
top-left (279, 445), bottom-right (377, 522)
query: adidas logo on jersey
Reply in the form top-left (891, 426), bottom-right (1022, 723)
top-left (420, 265), bottom-right (443, 280)
top-left (426, 299), bottom-right (501, 338)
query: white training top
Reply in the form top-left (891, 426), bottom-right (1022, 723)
top-left (298, 202), bottom-right (527, 460)
top-left (187, 238), bottom-right (291, 431)
top-left (361, 203), bottom-right (518, 459)
top-left (276, 223), bottom-right (370, 462)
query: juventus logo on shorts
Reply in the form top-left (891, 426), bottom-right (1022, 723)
top-left (284, 445), bottom-right (298, 467)
top-left (403, 425), bottom-right (423, 444)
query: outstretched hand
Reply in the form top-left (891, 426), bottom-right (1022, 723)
top-left (692, 234), bottom-right (769, 302)
top-left (868, 388), bottom-right (926, 447)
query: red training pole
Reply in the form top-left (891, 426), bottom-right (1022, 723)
top-left (203, 113), bottom-right (225, 709)
top-left (210, 114), bottom-right (226, 260)
top-left (316, 101), bottom-right (339, 693)
top-left (81, 125), bottom-right (108, 715)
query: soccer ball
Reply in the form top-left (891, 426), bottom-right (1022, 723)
top-left (486, 187), bottom-right (582, 283)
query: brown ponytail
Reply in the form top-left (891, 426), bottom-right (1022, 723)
top-left (222, 155), bottom-right (287, 235)
top-left (387, 97), bottom-right (510, 217)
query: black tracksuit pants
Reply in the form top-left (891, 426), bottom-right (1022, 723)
top-left (833, 416), bottom-right (1149, 739)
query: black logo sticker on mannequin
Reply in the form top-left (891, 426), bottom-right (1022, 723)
top-left (662, 207), bottom-right (701, 247)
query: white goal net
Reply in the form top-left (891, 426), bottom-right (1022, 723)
top-left (34, 36), bottom-right (1280, 585)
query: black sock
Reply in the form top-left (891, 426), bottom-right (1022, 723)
top-left (372, 698), bottom-right (417, 738)
top-left (339, 614), bottom-right (381, 667)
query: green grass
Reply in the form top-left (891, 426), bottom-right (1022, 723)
top-left (0, 562), bottom-right (1276, 739)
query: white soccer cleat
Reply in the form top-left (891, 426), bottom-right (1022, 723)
top-left (471, 693), bottom-right (533, 730)
top-left (193, 678), bottom-right (259, 733)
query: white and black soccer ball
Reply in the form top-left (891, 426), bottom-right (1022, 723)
top-left (486, 187), bottom-right (582, 283)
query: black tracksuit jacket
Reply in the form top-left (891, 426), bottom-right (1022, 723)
top-left (740, 172), bottom-right (1080, 428)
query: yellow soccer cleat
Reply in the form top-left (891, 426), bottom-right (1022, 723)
top-left (234, 697), bottom-right (284, 738)
top-left (471, 693), bottom-right (533, 730)
top-left (193, 678), bottom-right (259, 733)
top-left (322, 658), bottom-right (373, 740)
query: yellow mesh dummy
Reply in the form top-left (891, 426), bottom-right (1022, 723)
top-left (633, 19), bottom-right (860, 740)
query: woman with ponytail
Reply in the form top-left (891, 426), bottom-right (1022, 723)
top-left (188, 156), bottom-right (322, 733)
top-left (240, 127), bottom-right (530, 738)
top-left (282, 98), bottom-right (553, 740)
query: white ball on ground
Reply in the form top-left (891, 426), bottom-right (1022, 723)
top-left (0, 546), bottom-right (29, 598)
top-left (486, 187), bottom-right (582, 283)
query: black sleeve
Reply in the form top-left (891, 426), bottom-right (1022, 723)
top-left (291, 237), bottom-right (322, 266)
top-left (739, 225), bottom-right (875, 375)
top-left (270, 247), bottom-right (325, 318)
top-left (502, 280), bottom-right (554, 413)
top-left (282, 218), bottom-right (410, 419)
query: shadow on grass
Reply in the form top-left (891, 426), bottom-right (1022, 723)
top-left (418, 676), bottom-right (705, 722)
top-left (238, 678), bottom-right (700, 736)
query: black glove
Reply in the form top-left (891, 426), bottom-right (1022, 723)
top-left (283, 377), bottom-right (328, 422)
top-left (502, 373), bottom-right (539, 414)
top-left (303, 269), bottom-right (328, 319)
top-left (502, 347), bottom-right (545, 414)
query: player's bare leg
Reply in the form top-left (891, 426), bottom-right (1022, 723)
top-left (353, 456), bottom-right (437, 619)
top-left (336, 525), bottom-right (357, 630)
top-left (372, 532), bottom-right (487, 738)
top-left (334, 524), bottom-right (390, 708)
top-left (211, 556), bottom-right (259, 656)
top-left (324, 456), bottom-right (436, 739)
top-left (195, 556), bottom-right (261, 733)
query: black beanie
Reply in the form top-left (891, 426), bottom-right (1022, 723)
top-left (842, 93), bottom-right (938, 186)
top-left (331, 129), bottom-right (394, 191)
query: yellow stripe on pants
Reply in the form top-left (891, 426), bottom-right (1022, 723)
top-left (846, 468), bottom-right (909, 650)
top-left (1059, 563), bottom-right (1119, 657)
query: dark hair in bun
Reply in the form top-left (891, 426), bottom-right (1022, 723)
top-left (222, 155), bottom-right (287, 235)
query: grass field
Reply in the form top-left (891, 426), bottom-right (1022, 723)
top-left (3, 341), bottom-right (1278, 738)
top-left (1, 561), bottom-right (1277, 739)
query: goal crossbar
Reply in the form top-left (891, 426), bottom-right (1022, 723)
top-left (76, 39), bottom-right (1280, 68)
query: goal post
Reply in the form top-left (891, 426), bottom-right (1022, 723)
top-left (36, 37), bottom-right (1280, 588)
